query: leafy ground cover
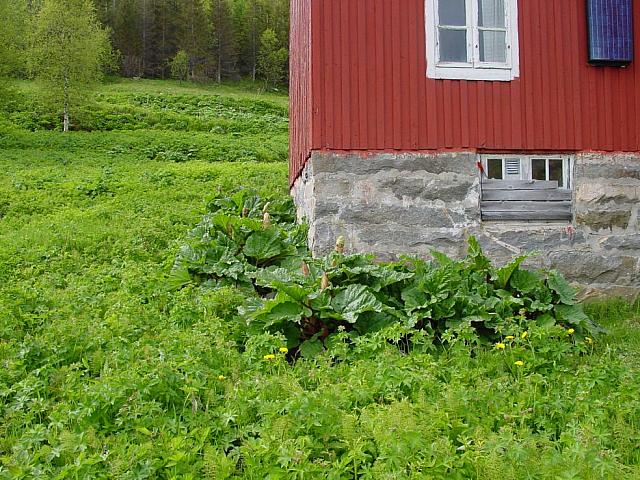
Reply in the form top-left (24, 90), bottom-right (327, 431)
top-left (1, 78), bottom-right (288, 163)
top-left (1, 80), bottom-right (639, 479)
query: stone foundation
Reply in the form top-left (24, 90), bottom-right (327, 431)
top-left (292, 151), bottom-right (640, 299)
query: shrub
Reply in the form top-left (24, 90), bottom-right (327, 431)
top-left (170, 50), bottom-right (189, 81)
top-left (173, 190), bottom-right (604, 358)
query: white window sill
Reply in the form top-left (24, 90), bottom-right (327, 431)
top-left (428, 64), bottom-right (519, 81)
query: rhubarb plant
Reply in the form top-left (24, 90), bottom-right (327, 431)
top-left (173, 190), bottom-right (604, 357)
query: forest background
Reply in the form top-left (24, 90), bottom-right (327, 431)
top-left (1, 0), bottom-right (290, 88)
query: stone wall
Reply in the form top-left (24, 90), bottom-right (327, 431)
top-left (292, 151), bottom-right (640, 299)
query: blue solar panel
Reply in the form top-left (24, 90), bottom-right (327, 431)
top-left (587, 0), bottom-right (634, 65)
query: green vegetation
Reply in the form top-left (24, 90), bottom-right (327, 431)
top-left (4, 0), bottom-right (290, 86)
top-left (258, 28), bottom-right (289, 89)
top-left (2, 79), bottom-right (288, 163)
top-left (26, 0), bottom-right (113, 132)
top-left (174, 190), bottom-right (603, 358)
top-left (1, 80), bottom-right (640, 479)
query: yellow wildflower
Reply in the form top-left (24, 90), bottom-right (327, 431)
top-left (505, 336), bottom-right (515, 341)
top-left (521, 331), bottom-right (529, 339)
top-left (585, 337), bottom-right (593, 345)
top-left (567, 328), bottom-right (575, 335)
top-left (279, 347), bottom-right (289, 354)
top-left (263, 354), bottom-right (276, 361)
top-left (514, 361), bottom-right (524, 367)
top-left (217, 375), bottom-right (226, 381)
top-left (495, 342), bottom-right (506, 350)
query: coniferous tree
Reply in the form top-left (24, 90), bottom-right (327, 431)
top-left (150, 0), bottom-right (180, 78)
top-left (210, 0), bottom-right (236, 83)
top-left (86, 0), bottom-right (291, 86)
top-left (112, 0), bottom-right (143, 76)
top-left (176, 0), bottom-right (209, 79)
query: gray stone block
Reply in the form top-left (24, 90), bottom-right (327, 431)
top-left (482, 226), bottom-right (586, 253)
top-left (310, 151), bottom-right (478, 176)
top-left (575, 209), bottom-right (632, 231)
top-left (339, 203), bottom-right (469, 228)
top-left (546, 250), bottom-right (638, 285)
top-left (601, 234), bottom-right (640, 251)
top-left (376, 171), bottom-right (478, 202)
top-left (575, 153), bottom-right (640, 180)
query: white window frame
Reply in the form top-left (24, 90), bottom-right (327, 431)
top-left (425, 0), bottom-right (520, 81)
top-left (480, 154), bottom-right (574, 190)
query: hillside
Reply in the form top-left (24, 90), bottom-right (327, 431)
top-left (1, 80), bottom-right (639, 479)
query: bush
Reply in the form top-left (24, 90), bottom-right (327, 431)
top-left (173, 190), bottom-right (604, 359)
top-left (170, 50), bottom-right (189, 81)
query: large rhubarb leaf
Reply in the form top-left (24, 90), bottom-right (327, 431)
top-left (331, 284), bottom-right (383, 323)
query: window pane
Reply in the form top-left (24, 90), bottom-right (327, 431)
top-left (532, 159), bottom-right (546, 181)
top-left (439, 0), bottom-right (467, 26)
top-left (549, 159), bottom-right (564, 187)
top-left (478, 0), bottom-right (505, 28)
top-left (487, 158), bottom-right (503, 179)
top-left (439, 29), bottom-right (468, 62)
top-left (479, 30), bottom-right (507, 62)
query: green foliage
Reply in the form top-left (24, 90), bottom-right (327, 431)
top-left (0, 0), bottom-right (27, 78)
top-left (1, 80), bottom-right (639, 479)
top-left (26, 0), bottom-right (113, 131)
top-left (96, 0), bottom-right (289, 84)
top-left (0, 0), bottom-right (27, 105)
top-left (257, 28), bottom-right (288, 89)
top-left (171, 189), bottom-right (305, 290)
top-left (174, 191), bottom-right (604, 361)
top-left (169, 50), bottom-right (190, 81)
top-left (1, 78), bottom-right (289, 162)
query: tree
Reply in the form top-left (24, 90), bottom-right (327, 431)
top-left (0, 0), bottom-right (27, 103)
top-left (27, 0), bottom-right (112, 132)
top-left (176, 0), bottom-right (209, 80)
top-left (257, 28), bottom-right (287, 89)
top-left (210, 0), bottom-right (236, 83)
top-left (170, 49), bottom-right (189, 81)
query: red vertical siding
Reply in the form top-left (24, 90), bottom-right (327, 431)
top-left (288, 0), bottom-right (312, 184)
top-left (290, 0), bottom-right (640, 183)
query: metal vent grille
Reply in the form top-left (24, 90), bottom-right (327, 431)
top-left (505, 158), bottom-right (521, 177)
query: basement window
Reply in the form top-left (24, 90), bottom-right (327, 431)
top-left (480, 155), bottom-right (573, 221)
top-left (424, 0), bottom-right (520, 81)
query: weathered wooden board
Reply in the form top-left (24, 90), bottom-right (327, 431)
top-left (481, 189), bottom-right (572, 201)
top-left (482, 210), bottom-right (573, 221)
top-left (481, 201), bottom-right (572, 212)
top-left (480, 180), bottom-right (572, 221)
top-left (482, 180), bottom-right (559, 190)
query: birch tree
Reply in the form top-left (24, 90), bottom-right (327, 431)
top-left (27, 0), bottom-right (112, 132)
top-left (257, 28), bottom-right (287, 89)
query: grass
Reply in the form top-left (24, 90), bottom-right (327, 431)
top-left (1, 79), bottom-right (639, 479)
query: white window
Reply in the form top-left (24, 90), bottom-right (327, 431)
top-left (482, 155), bottom-right (573, 189)
top-left (425, 0), bottom-right (520, 81)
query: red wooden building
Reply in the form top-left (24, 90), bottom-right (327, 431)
top-left (290, 0), bottom-right (640, 296)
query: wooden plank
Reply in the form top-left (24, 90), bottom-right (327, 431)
top-left (481, 201), bottom-right (572, 212)
top-left (481, 180), bottom-right (559, 190)
top-left (482, 189), bottom-right (572, 201)
top-left (482, 211), bottom-right (573, 221)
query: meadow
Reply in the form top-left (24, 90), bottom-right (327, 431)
top-left (1, 79), bottom-right (639, 479)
